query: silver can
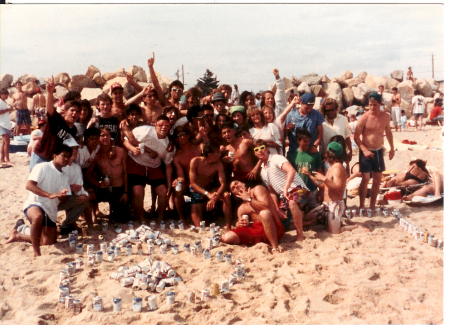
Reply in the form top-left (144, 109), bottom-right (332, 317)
top-left (220, 279), bottom-right (230, 293)
top-left (150, 221), bottom-right (156, 230)
top-left (176, 181), bottom-right (182, 192)
top-left (102, 222), bottom-right (108, 232)
top-left (167, 291), bottom-right (175, 304)
top-left (178, 221), bottom-right (184, 230)
top-left (139, 143), bottom-right (145, 154)
top-left (73, 299), bottom-right (82, 314)
top-left (76, 243), bottom-right (83, 254)
top-left (196, 241), bottom-right (202, 251)
top-left (203, 249), bottom-right (211, 260)
top-left (170, 221), bottom-right (176, 230)
top-left (93, 296), bottom-right (103, 311)
top-left (216, 251), bottom-right (224, 262)
top-left (345, 210), bottom-right (351, 219)
top-left (113, 297), bottom-right (122, 312)
top-left (87, 254), bottom-right (95, 266)
top-left (95, 251), bottom-right (103, 263)
top-left (147, 243), bottom-right (155, 255)
top-left (171, 245), bottom-right (179, 255)
top-left (114, 246), bottom-right (121, 257)
top-left (148, 295), bottom-right (158, 311)
top-left (107, 251), bottom-right (114, 262)
top-left (199, 221), bottom-right (206, 232)
top-left (190, 246), bottom-right (197, 256)
top-left (100, 242), bottom-right (107, 253)
top-left (212, 236), bottom-right (220, 247)
top-left (87, 244), bottom-right (94, 255)
top-left (132, 297), bottom-right (142, 312)
top-left (65, 294), bottom-right (74, 309)
top-left (59, 286), bottom-right (69, 303)
top-left (201, 289), bottom-right (210, 301)
top-left (228, 151), bottom-right (234, 161)
top-left (187, 290), bottom-right (195, 303)
top-left (160, 244), bottom-right (168, 254)
top-left (160, 221), bottom-right (165, 230)
top-left (190, 225), bottom-right (196, 232)
top-left (225, 254), bottom-right (232, 265)
top-left (367, 209), bottom-right (372, 218)
top-left (69, 238), bottom-right (76, 249)
top-left (126, 244), bottom-right (133, 255)
top-left (76, 258), bottom-right (83, 269)
top-left (205, 237), bottom-right (213, 250)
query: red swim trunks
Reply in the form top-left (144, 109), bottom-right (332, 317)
top-left (231, 221), bottom-right (285, 246)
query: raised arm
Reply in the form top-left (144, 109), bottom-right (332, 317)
top-left (46, 76), bottom-right (56, 117)
top-left (277, 95), bottom-right (298, 126)
top-left (147, 52), bottom-right (168, 107)
top-left (124, 85), bottom-right (149, 106)
top-left (123, 69), bottom-right (143, 93)
top-left (273, 68), bottom-right (287, 117)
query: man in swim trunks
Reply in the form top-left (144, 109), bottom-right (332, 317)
top-left (354, 92), bottom-right (395, 210)
top-left (12, 80), bottom-right (32, 135)
top-left (189, 142), bottom-right (232, 230)
top-left (221, 180), bottom-right (285, 253)
top-left (302, 142), bottom-right (364, 234)
top-left (4, 145), bottom-right (72, 256)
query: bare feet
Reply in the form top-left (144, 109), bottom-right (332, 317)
top-left (4, 219), bottom-right (25, 244)
top-left (296, 235), bottom-right (305, 242)
top-left (272, 247), bottom-right (282, 254)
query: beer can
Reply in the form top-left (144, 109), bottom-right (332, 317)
top-left (160, 221), bottom-right (165, 230)
top-left (109, 271), bottom-right (124, 280)
top-left (203, 249), bottom-right (211, 260)
top-left (128, 221), bottom-right (134, 230)
top-left (60, 268), bottom-right (70, 282)
top-left (126, 244), bottom-right (133, 256)
top-left (107, 251), bottom-right (114, 262)
top-left (120, 277), bottom-right (134, 287)
top-left (169, 221), bottom-right (176, 230)
top-left (95, 251), bottom-right (103, 263)
top-left (210, 283), bottom-right (220, 296)
top-left (76, 243), bottom-right (83, 254)
top-left (428, 234), bottom-right (434, 244)
top-left (160, 244), bottom-right (168, 254)
top-left (229, 273), bottom-right (238, 286)
top-left (367, 209), bottom-right (372, 218)
top-left (187, 290), bottom-right (195, 303)
top-left (423, 232), bottom-right (429, 243)
top-left (65, 294), bottom-right (74, 309)
top-left (205, 237), bottom-right (213, 250)
top-left (100, 242), bottom-right (107, 254)
top-left (59, 286), bottom-right (69, 303)
top-left (375, 208), bottom-right (381, 216)
top-left (102, 222), bottom-right (108, 232)
top-left (190, 246), bottom-right (197, 256)
top-left (93, 296), bottom-right (103, 311)
top-left (132, 297), bottom-right (142, 312)
top-left (113, 297), bottom-right (122, 312)
top-left (228, 151), bottom-right (234, 161)
top-left (167, 291), bottom-right (175, 304)
top-left (148, 295), bottom-right (158, 311)
top-left (196, 241), bottom-right (202, 251)
top-left (216, 251), bottom-right (224, 262)
top-left (190, 225), bottom-right (196, 232)
top-left (178, 221), bottom-right (184, 230)
top-left (155, 281), bottom-right (165, 293)
top-left (201, 289), bottom-right (210, 301)
top-left (176, 180), bottom-right (182, 192)
top-left (150, 221), bottom-right (156, 230)
top-left (73, 299), bottom-right (82, 314)
top-left (184, 243), bottom-right (190, 252)
top-left (212, 236), bottom-right (220, 247)
top-left (345, 210), bottom-right (351, 219)
top-left (171, 245), bottom-right (179, 255)
top-left (114, 246), bottom-right (121, 257)
top-left (87, 244), bottom-right (94, 255)
top-left (431, 238), bottom-right (438, 248)
top-left (67, 262), bottom-right (76, 275)
top-left (200, 221), bottom-right (206, 232)
top-left (87, 253), bottom-right (95, 266)
top-left (147, 243), bottom-right (155, 255)
top-left (225, 254), bottom-right (232, 265)
top-left (137, 243), bottom-right (143, 255)
top-left (76, 258), bottom-right (83, 269)
top-left (359, 209), bottom-right (365, 217)
top-left (69, 238), bottom-right (76, 249)
top-left (220, 279), bottom-right (230, 293)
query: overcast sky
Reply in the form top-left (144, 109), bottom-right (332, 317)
top-left (0, 3), bottom-right (444, 93)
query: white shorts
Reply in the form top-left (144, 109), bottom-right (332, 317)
top-left (391, 107), bottom-right (401, 126)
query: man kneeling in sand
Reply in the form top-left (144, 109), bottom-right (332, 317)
top-left (221, 180), bottom-right (285, 253)
top-left (302, 142), bottom-right (366, 234)
top-left (5, 145), bottom-right (72, 256)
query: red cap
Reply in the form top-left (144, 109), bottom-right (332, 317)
top-left (111, 82), bottom-right (123, 91)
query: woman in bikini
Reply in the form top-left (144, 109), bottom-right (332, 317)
top-left (381, 159), bottom-right (429, 188)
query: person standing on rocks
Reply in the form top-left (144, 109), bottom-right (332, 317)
top-left (354, 92), bottom-right (395, 210)
top-left (12, 80), bottom-right (32, 136)
top-left (406, 67), bottom-right (414, 82)
top-left (391, 87), bottom-right (402, 132)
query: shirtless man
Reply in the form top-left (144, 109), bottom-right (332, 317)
top-left (32, 87), bottom-right (46, 119)
top-left (221, 122), bottom-right (260, 187)
top-left (189, 142), bottom-right (232, 230)
top-left (12, 80), bottom-right (31, 135)
top-left (391, 87), bottom-right (402, 132)
top-left (302, 142), bottom-right (364, 234)
top-left (125, 85), bottom-right (163, 126)
top-left (222, 181), bottom-right (285, 253)
top-left (354, 92), bottom-right (395, 210)
top-left (86, 127), bottom-right (129, 224)
top-left (406, 67), bottom-right (414, 82)
top-left (4, 145), bottom-right (72, 256)
top-left (110, 72), bottom-right (143, 121)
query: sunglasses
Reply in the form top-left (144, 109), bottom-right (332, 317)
top-left (325, 108), bottom-right (337, 112)
top-left (253, 145), bottom-right (266, 153)
top-left (176, 133), bottom-right (188, 138)
top-left (172, 88), bottom-right (183, 93)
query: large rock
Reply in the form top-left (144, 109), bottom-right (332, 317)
top-left (352, 83), bottom-right (376, 106)
top-left (438, 83), bottom-right (444, 93)
top-left (390, 70), bottom-right (403, 82)
top-left (310, 85), bottom-right (326, 98)
top-left (321, 75), bottom-right (330, 83)
top-left (386, 77), bottom-right (400, 91)
top-left (81, 88), bottom-right (103, 105)
top-left (19, 74), bottom-right (37, 84)
top-left (346, 105), bottom-right (362, 116)
top-left (330, 78), bottom-right (347, 88)
top-left (297, 82), bottom-right (311, 94)
top-left (400, 99), bottom-right (412, 118)
top-left (397, 80), bottom-right (415, 101)
top-left (285, 86), bottom-right (299, 97)
top-left (416, 78), bottom-right (433, 97)
top-left (325, 82), bottom-right (343, 110)
top-left (55, 85), bottom-right (69, 99)
top-left (93, 72), bottom-right (106, 86)
top-left (357, 71), bottom-right (368, 81)
top-left (115, 69), bottom-right (127, 77)
top-left (281, 77), bottom-right (294, 90)
top-left (290, 76), bottom-right (301, 87)
top-left (55, 73), bottom-right (71, 86)
top-left (342, 87), bottom-right (354, 107)
top-left (102, 77), bottom-right (135, 99)
top-left (68, 75), bottom-right (97, 93)
top-left (313, 97), bottom-right (322, 111)
top-left (0, 74), bottom-right (13, 87)
top-left (381, 92), bottom-right (393, 111)
top-left (86, 65), bottom-right (101, 79)
top-left (427, 78), bottom-right (437, 86)
top-left (0, 81), bottom-right (9, 90)
top-left (133, 70), bottom-right (147, 83)
top-left (341, 70), bottom-right (353, 80)
top-left (103, 72), bottom-right (117, 81)
top-left (365, 75), bottom-right (387, 90)
top-left (154, 72), bottom-right (173, 93)
top-left (23, 81), bottom-right (39, 96)
top-left (345, 77), bottom-right (363, 88)
top-left (299, 73), bottom-right (321, 85)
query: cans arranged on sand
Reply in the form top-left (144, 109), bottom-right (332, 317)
top-left (132, 297), bottom-right (142, 312)
top-left (73, 299), bottom-right (82, 314)
top-left (95, 251), bottom-right (103, 263)
top-left (167, 291), bottom-right (175, 304)
top-left (76, 243), bottom-right (83, 255)
top-left (102, 222), bottom-right (108, 232)
top-left (148, 295), bottom-right (158, 311)
top-left (200, 221), bottom-right (206, 232)
top-left (69, 238), bottom-right (76, 249)
top-left (201, 288), bottom-right (210, 301)
top-left (170, 221), bottom-right (176, 230)
top-left (221, 279), bottom-right (230, 293)
top-left (113, 297), bottom-right (122, 312)
top-left (160, 221), bottom-right (165, 230)
top-left (225, 254), bottom-right (232, 265)
top-left (187, 290), bottom-right (195, 303)
top-left (178, 221), bottom-right (184, 230)
top-left (203, 249), bottom-right (211, 260)
top-left (216, 251), bottom-right (224, 262)
top-left (93, 296), bottom-right (103, 311)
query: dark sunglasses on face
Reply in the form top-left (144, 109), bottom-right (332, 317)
top-left (176, 133), bottom-right (188, 138)
top-left (172, 88), bottom-right (183, 93)
top-left (325, 108), bottom-right (337, 112)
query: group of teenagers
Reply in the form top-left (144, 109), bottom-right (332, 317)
top-left (5, 57), bottom-right (396, 256)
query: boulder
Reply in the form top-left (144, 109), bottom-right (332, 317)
top-left (357, 71), bottom-right (368, 81)
top-left (381, 92), bottom-right (393, 111)
top-left (0, 81), bottom-right (9, 90)
top-left (313, 97), bottom-right (322, 111)
top-left (55, 85), bottom-right (69, 99)
top-left (81, 87), bottom-right (103, 105)
top-left (133, 70), bottom-right (147, 83)
top-left (93, 72), bottom-right (106, 86)
top-left (86, 65), bottom-right (101, 79)
top-left (438, 83), bottom-right (444, 93)
top-left (321, 75), bottom-right (330, 83)
top-left (0, 74), bottom-right (13, 87)
top-left (341, 70), bottom-right (353, 80)
top-left (386, 77), bottom-right (400, 91)
top-left (416, 78), bottom-right (433, 97)
top-left (400, 99), bottom-right (412, 118)
top-left (297, 82), bottom-right (311, 95)
top-left (290, 76), bottom-right (301, 87)
top-left (68, 75), bottom-right (97, 93)
top-left (365, 75), bottom-right (387, 90)
top-left (154, 72), bottom-right (173, 93)
top-left (55, 73), bottom-right (71, 86)
top-left (352, 83), bottom-right (376, 106)
top-left (345, 77), bottom-right (363, 88)
top-left (390, 70), bottom-right (403, 82)
top-left (22, 81), bottom-right (39, 96)
top-left (325, 83), bottom-right (343, 110)
top-left (299, 73), bottom-right (321, 85)
top-left (310, 85), bottom-right (326, 98)
top-left (19, 74), bottom-right (37, 84)
top-left (346, 105), bottom-right (362, 117)
top-left (342, 87), bottom-right (354, 107)
top-left (103, 72), bottom-right (117, 81)
top-left (128, 65), bottom-right (142, 76)
top-left (115, 69), bottom-right (127, 77)
top-left (281, 77), bottom-right (294, 90)
top-left (330, 78), bottom-right (347, 88)
top-left (397, 80), bottom-right (415, 101)
top-left (285, 86), bottom-right (299, 98)
top-left (427, 78), bottom-right (437, 86)
top-left (102, 77), bottom-right (135, 99)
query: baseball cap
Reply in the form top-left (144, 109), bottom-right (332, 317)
top-left (211, 92), bottom-right (227, 103)
top-left (111, 82), bottom-right (123, 91)
top-left (301, 93), bottom-right (315, 105)
top-left (229, 106), bottom-right (245, 115)
top-left (368, 92), bottom-right (382, 103)
top-left (327, 141), bottom-right (343, 157)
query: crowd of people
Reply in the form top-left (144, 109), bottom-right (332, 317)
top-left (0, 60), bottom-right (444, 256)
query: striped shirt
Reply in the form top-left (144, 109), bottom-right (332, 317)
top-left (260, 154), bottom-right (309, 195)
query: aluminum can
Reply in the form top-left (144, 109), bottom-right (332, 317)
top-left (170, 221), bottom-right (176, 230)
top-left (190, 225), bottom-right (196, 232)
top-left (137, 242), bottom-right (143, 255)
top-left (423, 232), bottom-right (429, 243)
top-left (367, 209), bottom-right (372, 218)
top-left (114, 246), bottom-right (121, 257)
top-left (59, 286), bottom-right (69, 303)
top-left (102, 222), bottom-right (108, 232)
top-left (187, 290), bottom-right (195, 303)
top-left (431, 238), bottom-right (438, 248)
top-left (213, 236), bottom-right (220, 247)
top-left (203, 249), bottom-right (211, 260)
top-left (147, 243), bottom-right (155, 255)
top-left (76, 243), bottom-right (83, 255)
top-left (345, 210), bottom-right (351, 219)
top-left (190, 246), bottom-right (197, 256)
top-left (155, 281), bottom-right (166, 293)
top-left (205, 237), bottom-right (213, 250)
top-left (93, 296), bottom-right (103, 311)
top-left (352, 209), bottom-right (357, 218)
top-left (126, 244), bottom-right (133, 255)
top-left (65, 294), bottom-right (74, 309)
top-left (120, 277), bottom-right (134, 287)
top-left (228, 151), bottom-right (234, 161)
top-left (107, 251), bottom-right (114, 262)
top-left (196, 241), bottom-right (202, 251)
top-left (69, 238), bottom-right (76, 249)
top-left (160, 244), bottom-right (168, 254)
top-left (225, 254), bottom-right (232, 265)
top-left (87, 253), bottom-right (95, 266)
top-left (95, 251), bottom-right (103, 263)
top-left (171, 245), bottom-right (179, 255)
top-left (201, 289), bottom-right (210, 301)
top-left (200, 221), bottom-right (206, 232)
top-left (128, 221), bottom-right (134, 230)
top-left (221, 279), bottom-right (230, 293)
top-left (132, 297), bottom-right (142, 312)
top-left (184, 243), bottom-right (190, 252)
top-left (210, 283), bottom-right (220, 296)
top-left (160, 221), bottom-right (165, 230)
top-left (359, 209), bottom-right (365, 217)
top-left (113, 297), bottom-right (122, 312)
top-left (167, 291), bottom-right (175, 304)
top-left (229, 273), bottom-right (238, 286)
top-left (150, 221), bottom-right (156, 230)
top-left (73, 299), bottom-right (82, 314)
top-left (109, 271), bottom-right (124, 280)
top-left (176, 180), bottom-right (182, 192)
top-left (87, 244), bottom-right (94, 255)
top-left (178, 221), bottom-right (184, 230)
top-left (428, 234), bottom-right (434, 244)
top-left (148, 295), bottom-right (158, 310)
top-left (375, 208), bottom-right (381, 216)
top-left (76, 258), bottom-right (83, 269)
top-left (100, 242), bottom-right (107, 253)
top-left (216, 251), bottom-right (224, 262)
top-left (60, 268), bottom-right (70, 282)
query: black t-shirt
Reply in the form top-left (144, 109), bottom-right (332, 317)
top-left (98, 116), bottom-right (120, 143)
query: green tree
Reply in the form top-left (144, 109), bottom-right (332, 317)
top-left (196, 69), bottom-right (220, 96)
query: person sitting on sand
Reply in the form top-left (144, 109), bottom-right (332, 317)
top-left (221, 180), bottom-right (285, 253)
top-left (302, 142), bottom-right (365, 234)
top-left (5, 145), bottom-right (72, 257)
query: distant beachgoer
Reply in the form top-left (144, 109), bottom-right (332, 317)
top-left (231, 84), bottom-right (239, 105)
top-left (411, 90), bottom-right (426, 131)
top-left (221, 181), bottom-right (285, 253)
top-left (382, 159), bottom-right (429, 188)
top-left (378, 85), bottom-right (385, 111)
top-left (32, 87), bottom-right (46, 119)
top-left (391, 87), bottom-right (402, 132)
top-left (0, 88), bottom-right (13, 166)
top-left (12, 80), bottom-right (31, 136)
top-left (354, 92), bottom-right (395, 210)
top-left (400, 110), bottom-right (408, 130)
top-left (406, 67), bottom-right (414, 81)
top-left (4, 145), bottom-right (72, 256)
top-left (429, 98), bottom-right (444, 126)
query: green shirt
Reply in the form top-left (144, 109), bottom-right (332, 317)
top-left (294, 150), bottom-right (323, 192)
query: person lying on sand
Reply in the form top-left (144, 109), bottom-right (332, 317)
top-left (221, 181), bottom-right (286, 254)
top-left (402, 169), bottom-right (444, 202)
top-left (382, 159), bottom-right (430, 188)
top-left (5, 145), bottom-right (72, 257)
top-left (302, 142), bottom-right (368, 234)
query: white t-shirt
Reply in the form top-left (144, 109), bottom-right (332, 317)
top-left (62, 162), bottom-right (89, 196)
top-left (260, 154), bottom-right (309, 195)
top-left (0, 99), bottom-right (11, 130)
top-left (23, 162), bottom-right (71, 222)
top-left (76, 145), bottom-right (100, 169)
top-left (249, 123), bottom-right (282, 155)
top-left (128, 125), bottom-right (176, 168)
top-left (411, 95), bottom-right (425, 114)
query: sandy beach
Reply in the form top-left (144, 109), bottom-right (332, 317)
top-left (0, 126), bottom-right (444, 325)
